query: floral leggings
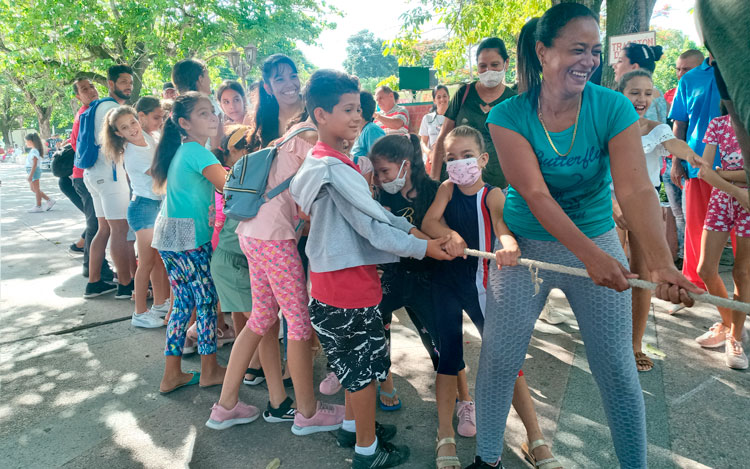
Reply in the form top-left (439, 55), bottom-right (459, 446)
top-left (159, 242), bottom-right (218, 356)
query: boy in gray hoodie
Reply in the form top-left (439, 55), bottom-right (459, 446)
top-left (290, 70), bottom-right (451, 468)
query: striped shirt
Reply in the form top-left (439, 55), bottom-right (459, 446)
top-left (377, 104), bottom-right (409, 136)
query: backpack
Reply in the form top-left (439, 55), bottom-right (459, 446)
top-left (51, 143), bottom-right (75, 178)
top-left (223, 126), bottom-right (315, 221)
top-left (74, 97), bottom-right (117, 169)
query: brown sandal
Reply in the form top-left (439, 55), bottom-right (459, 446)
top-left (634, 351), bottom-right (654, 372)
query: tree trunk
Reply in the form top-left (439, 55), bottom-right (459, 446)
top-left (1, 127), bottom-right (10, 146)
top-left (36, 105), bottom-right (52, 145)
top-left (602, 0), bottom-right (658, 87)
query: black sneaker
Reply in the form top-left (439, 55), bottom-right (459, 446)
top-left (101, 263), bottom-right (116, 282)
top-left (351, 441), bottom-right (409, 469)
top-left (83, 280), bottom-right (117, 298)
top-left (465, 456), bottom-right (504, 469)
top-left (262, 396), bottom-right (296, 423)
top-left (337, 422), bottom-right (397, 448)
top-left (115, 280), bottom-right (134, 299)
top-left (69, 243), bottom-right (84, 254)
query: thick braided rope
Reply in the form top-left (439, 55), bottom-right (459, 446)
top-left (464, 248), bottom-right (750, 314)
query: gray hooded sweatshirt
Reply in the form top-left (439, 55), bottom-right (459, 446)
top-left (290, 150), bottom-right (428, 273)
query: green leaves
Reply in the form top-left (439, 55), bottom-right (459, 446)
top-left (343, 30), bottom-right (399, 79)
top-left (0, 0), bottom-right (334, 137)
top-left (387, 0), bottom-right (551, 79)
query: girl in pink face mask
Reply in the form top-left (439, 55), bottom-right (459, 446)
top-left (421, 125), bottom-right (557, 469)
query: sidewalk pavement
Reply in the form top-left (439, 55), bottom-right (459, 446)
top-left (1, 162), bottom-right (749, 469)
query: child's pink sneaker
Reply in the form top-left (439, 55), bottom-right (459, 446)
top-left (695, 322), bottom-right (729, 348)
top-left (291, 401), bottom-right (345, 436)
top-left (205, 401), bottom-right (260, 430)
top-left (456, 400), bottom-right (477, 437)
top-left (319, 371), bottom-right (342, 395)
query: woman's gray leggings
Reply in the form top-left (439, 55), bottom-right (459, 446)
top-left (475, 229), bottom-right (647, 468)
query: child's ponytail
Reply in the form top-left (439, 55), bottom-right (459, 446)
top-left (151, 91), bottom-right (203, 191)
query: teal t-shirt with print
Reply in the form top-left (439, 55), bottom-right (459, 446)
top-left (486, 82), bottom-right (639, 241)
top-left (155, 142), bottom-right (219, 250)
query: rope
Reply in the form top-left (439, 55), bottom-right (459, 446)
top-left (464, 248), bottom-right (750, 314)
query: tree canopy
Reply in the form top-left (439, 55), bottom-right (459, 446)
top-left (0, 0), bottom-right (335, 139)
top-left (343, 30), bottom-right (398, 79)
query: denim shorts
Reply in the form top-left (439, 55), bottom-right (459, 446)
top-left (26, 167), bottom-right (42, 181)
top-left (127, 196), bottom-right (162, 231)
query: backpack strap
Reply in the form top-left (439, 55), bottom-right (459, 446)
top-left (459, 83), bottom-right (472, 109)
top-left (275, 126), bottom-right (316, 149)
top-left (262, 127), bottom-right (316, 201)
top-left (266, 176), bottom-right (294, 200)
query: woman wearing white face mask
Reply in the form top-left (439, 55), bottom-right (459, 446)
top-left (430, 37), bottom-right (516, 189)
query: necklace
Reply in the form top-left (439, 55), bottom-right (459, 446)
top-left (537, 94), bottom-right (582, 157)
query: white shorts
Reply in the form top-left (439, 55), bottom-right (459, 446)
top-left (84, 168), bottom-right (130, 220)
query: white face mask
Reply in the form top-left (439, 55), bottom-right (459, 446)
top-left (478, 69), bottom-right (504, 88)
top-left (380, 160), bottom-right (407, 194)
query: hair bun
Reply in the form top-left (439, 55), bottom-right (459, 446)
top-left (651, 45), bottom-right (663, 62)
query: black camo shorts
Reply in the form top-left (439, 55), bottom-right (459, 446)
top-left (309, 298), bottom-right (390, 392)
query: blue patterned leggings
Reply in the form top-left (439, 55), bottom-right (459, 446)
top-left (159, 242), bottom-right (218, 356)
top-left (475, 229), bottom-right (646, 468)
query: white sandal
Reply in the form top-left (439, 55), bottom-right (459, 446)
top-left (521, 439), bottom-right (563, 469)
top-left (436, 436), bottom-right (461, 469)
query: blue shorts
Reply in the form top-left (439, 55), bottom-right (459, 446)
top-left (26, 167), bottom-right (42, 182)
top-left (127, 196), bottom-right (161, 231)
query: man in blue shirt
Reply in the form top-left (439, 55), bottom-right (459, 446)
top-left (668, 57), bottom-right (721, 289)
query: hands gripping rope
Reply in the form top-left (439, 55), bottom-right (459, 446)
top-left (463, 248), bottom-right (750, 314)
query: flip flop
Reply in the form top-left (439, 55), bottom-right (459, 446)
top-left (160, 371), bottom-right (200, 394)
top-left (378, 386), bottom-right (402, 411)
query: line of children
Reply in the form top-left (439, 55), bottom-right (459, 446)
top-left (290, 69), bottom-right (453, 468)
top-left (421, 126), bottom-right (560, 469)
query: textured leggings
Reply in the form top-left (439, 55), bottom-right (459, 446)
top-left (159, 243), bottom-right (218, 356)
top-left (475, 229), bottom-right (646, 468)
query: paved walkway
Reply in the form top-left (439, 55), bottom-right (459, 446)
top-left (1, 162), bottom-right (748, 469)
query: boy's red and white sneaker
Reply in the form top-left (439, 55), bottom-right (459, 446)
top-left (291, 401), bottom-right (345, 436)
top-left (695, 322), bottom-right (729, 348)
top-left (205, 401), bottom-right (260, 430)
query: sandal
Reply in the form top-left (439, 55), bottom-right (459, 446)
top-left (243, 367), bottom-right (265, 386)
top-left (634, 351), bottom-right (654, 372)
top-left (159, 371), bottom-right (200, 394)
top-left (378, 385), bottom-right (402, 411)
top-left (521, 439), bottom-right (563, 469)
top-left (436, 436), bottom-right (461, 469)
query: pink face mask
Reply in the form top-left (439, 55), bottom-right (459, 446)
top-left (446, 157), bottom-right (481, 186)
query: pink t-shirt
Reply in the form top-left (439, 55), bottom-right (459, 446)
top-left (703, 115), bottom-right (743, 171)
top-left (235, 122), bottom-right (315, 241)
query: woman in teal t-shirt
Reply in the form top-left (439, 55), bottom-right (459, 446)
top-left (469, 5), bottom-right (701, 469)
top-left (150, 92), bottom-right (229, 394)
